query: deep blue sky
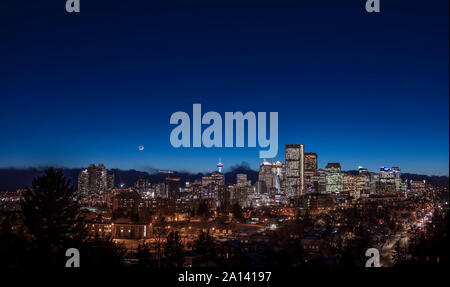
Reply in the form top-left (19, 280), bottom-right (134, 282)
top-left (0, 0), bottom-right (448, 175)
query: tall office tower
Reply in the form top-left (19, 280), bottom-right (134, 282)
top-left (378, 166), bottom-right (396, 193)
top-left (325, 163), bottom-right (343, 194)
top-left (255, 180), bottom-right (268, 194)
top-left (218, 185), bottom-right (232, 208)
top-left (259, 159), bottom-right (275, 190)
top-left (202, 171), bottom-right (225, 187)
top-left (78, 169), bottom-right (89, 196)
top-left (391, 166), bottom-right (402, 191)
top-left (304, 170), bottom-right (315, 192)
top-left (95, 164), bottom-right (108, 192)
top-left (165, 177), bottom-right (181, 198)
top-left (237, 173), bottom-right (248, 187)
top-left (87, 164), bottom-right (98, 194)
top-left (304, 152), bottom-right (318, 171)
top-left (370, 172), bottom-right (379, 193)
top-left (343, 173), bottom-right (358, 197)
top-left (356, 166), bottom-right (371, 197)
top-left (212, 171), bottom-right (225, 185)
top-left (107, 172), bottom-right (115, 190)
top-left (312, 169), bottom-right (327, 193)
top-left (78, 163), bottom-right (111, 196)
top-left (272, 161), bottom-right (284, 193)
top-left (303, 153), bottom-right (317, 192)
top-left (285, 144), bottom-right (305, 197)
top-left (379, 167), bottom-right (395, 184)
top-left (232, 186), bottom-right (248, 208)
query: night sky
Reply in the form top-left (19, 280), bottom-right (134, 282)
top-left (0, 0), bottom-right (448, 175)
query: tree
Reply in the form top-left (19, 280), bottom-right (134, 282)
top-left (135, 241), bottom-right (155, 267)
top-left (20, 168), bottom-right (85, 266)
top-left (197, 201), bottom-right (210, 218)
top-left (20, 168), bottom-right (125, 267)
top-left (152, 215), bottom-right (167, 266)
top-left (193, 231), bottom-right (216, 266)
top-left (232, 202), bottom-right (243, 221)
top-left (80, 234), bottom-right (126, 267)
top-left (339, 225), bottom-right (371, 267)
top-left (0, 216), bottom-right (30, 268)
top-left (164, 231), bottom-right (185, 267)
top-left (197, 200), bottom-right (210, 229)
top-left (392, 241), bottom-right (407, 266)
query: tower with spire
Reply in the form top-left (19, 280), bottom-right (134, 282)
top-left (217, 158), bottom-right (223, 173)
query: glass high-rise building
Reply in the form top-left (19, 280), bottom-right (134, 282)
top-left (237, 173), bottom-right (248, 187)
top-left (304, 152), bottom-right (318, 171)
top-left (78, 163), bottom-right (112, 196)
top-left (325, 163), bottom-right (343, 194)
top-left (285, 144), bottom-right (305, 197)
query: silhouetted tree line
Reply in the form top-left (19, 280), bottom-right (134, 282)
top-left (0, 168), bottom-right (125, 267)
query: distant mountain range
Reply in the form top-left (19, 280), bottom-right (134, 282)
top-left (0, 166), bottom-right (448, 191)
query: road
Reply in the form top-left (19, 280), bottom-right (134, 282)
top-left (379, 231), bottom-right (409, 267)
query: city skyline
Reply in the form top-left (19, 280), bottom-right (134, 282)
top-left (0, 144), bottom-right (448, 177)
top-left (1, 0), bottom-right (448, 176)
top-left (0, 0), bottom-right (448, 271)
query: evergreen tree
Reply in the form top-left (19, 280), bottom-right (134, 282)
top-left (21, 168), bottom-right (85, 266)
top-left (20, 168), bottom-right (125, 267)
top-left (232, 202), bottom-right (243, 221)
top-left (193, 231), bottom-right (216, 266)
top-left (135, 241), bottom-right (155, 267)
top-left (153, 215), bottom-right (167, 266)
top-left (164, 231), bottom-right (185, 267)
top-left (392, 241), bottom-right (407, 266)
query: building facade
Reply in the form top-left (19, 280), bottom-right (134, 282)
top-left (325, 163), bottom-right (343, 194)
top-left (285, 144), bottom-right (305, 197)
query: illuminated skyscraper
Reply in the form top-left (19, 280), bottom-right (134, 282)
top-left (377, 166), bottom-right (396, 193)
top-left (202, 171), bottom-right (225, 187)
top-left (78, 169), bottom-right (89, 196)
top-left (259, 160), bottom-right (274, 190)
top-left (343, 173), bottom-right (357, 196)
top-left (258, 160), bottom-right (284, 194)
top-left (232, 186), bottom-right (248, 208)
top-left (304, 152), bottom-right (318, 171)
top-left (356, 166), bottom-right (371, 197)
top-left (285, 144), bottom-right (305, 197)
top-left (391, 167), bottom-right (402, 191)
top-left (107, 173), bottom-right (115, 190)
top-left (165, 177), bottom-right (181, 198)
top-left (78, 163), bottom-right (112, 196)
top-left (237, 173), bottom-right (248, 187)
top-left (325, 163), bottom-right (343, 194)
top-left (218, 185), bottom-right (232, 208)
top-left (303, 152), bottom-right (318, 192)
top-left (95, 164), bottom-right (108, 192)
top-left (312, 169), bottom-right (327, 193)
